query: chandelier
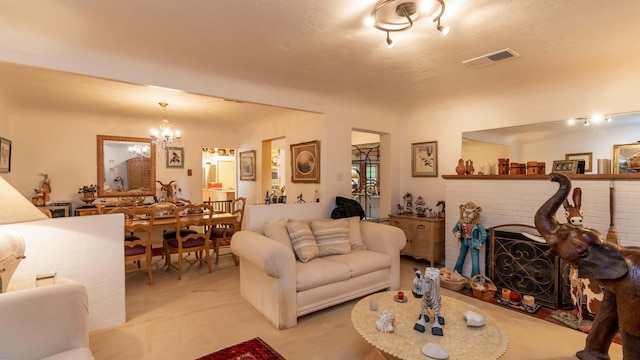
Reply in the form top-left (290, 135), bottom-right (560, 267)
top-left (365, 0), bottom-right (449, 48)
top-left (128, 144), bottom-right (150, 157)
top-left (150, 102), bottom-right (181, 150)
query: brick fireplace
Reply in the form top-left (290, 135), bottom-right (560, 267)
top-left (442, 175), bottom-right (639, 308)
top-left (488, 224), bottom-right (572, 309)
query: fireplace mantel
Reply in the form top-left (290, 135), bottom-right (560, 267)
top-left (442, 174), bottom-right (640, 180)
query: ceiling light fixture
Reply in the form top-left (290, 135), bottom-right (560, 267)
top-left (567, 114), bottom-right (611, 127)
top-left (150, 102), bottom-right (181, 150)
top-left (386, 31), bottom-right (395, 48)
top-left (366, 0), bottom-right (449, 48)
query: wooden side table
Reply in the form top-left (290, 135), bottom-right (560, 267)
top-left (388, 214), bottom-right (444, 266)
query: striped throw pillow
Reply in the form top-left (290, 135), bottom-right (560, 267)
top-left (311, 219), bottom-right (351, 257)
top-left (287, 220), bottom-right (318, 262)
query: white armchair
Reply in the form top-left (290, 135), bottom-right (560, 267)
top-left (0, 283), bottom-right (94, 360)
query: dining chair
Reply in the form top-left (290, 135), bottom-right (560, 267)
top-left (164, 203), bottom-right (214, 279)
top-left (104, 206), bottom-right (156, 285)
top-left (210, 197), bottom-right (245, 265)
top-left (209, 199), bottom-right (232, 214)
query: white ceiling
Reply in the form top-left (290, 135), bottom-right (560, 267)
top-left (1, 0), bottom-right (639, 119)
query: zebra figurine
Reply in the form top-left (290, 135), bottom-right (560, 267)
top-left (412, 267), bottom-right (445, 336)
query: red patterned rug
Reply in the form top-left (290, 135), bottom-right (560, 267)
top-left (196, 337), bottom-right (286, 360)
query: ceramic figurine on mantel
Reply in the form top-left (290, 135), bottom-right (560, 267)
top-left (455, 159), bottom-right (466, 175)
top-left (465, 160), bottom-right (475, 175)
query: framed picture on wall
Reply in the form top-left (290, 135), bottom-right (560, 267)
top-left (166, 147), bottom-right (184, 168)
top-left (290, 140), bottom-right (320, 183)
top-left (0, 137), bottom-right (11, 173)
top-left (412, 141), bottom-right (438, 177)
top-left (239, 150), bottom-right (256, 181)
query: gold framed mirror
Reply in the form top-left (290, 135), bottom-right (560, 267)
top-left (97, 135), bottom-right (156, 198)
top-left (613, 143), bottom-right (640, 174)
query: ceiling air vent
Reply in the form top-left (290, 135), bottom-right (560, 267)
top-left (463, 48), bottom-right (520, 69)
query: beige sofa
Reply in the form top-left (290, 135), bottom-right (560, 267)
top-left (231, 218), bottom-right (406, 329)
top-left (0, 283), bottom-right (93, 360)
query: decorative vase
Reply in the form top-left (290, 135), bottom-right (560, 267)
top-left (465, 160), bottom-right (475, 175)
top-left (82, 192), bottom-right (96, 205)
top-left (455, 159), bottom-right (466, 175)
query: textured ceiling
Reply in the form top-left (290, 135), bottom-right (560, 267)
top-left (0, 0), bottom-right (639, 119)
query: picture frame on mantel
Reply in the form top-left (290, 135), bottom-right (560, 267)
top-left (290, 140), bottom-right (320, 183)
top-left (565, 152), bottom-right (592, 173)
top-left (239, 150), bottom-right (256, 181)
top-left (552, 159), bottom-right (579, 174)
top-left (166, 147), bottom-right (184, 168)
top-left (412, 141), bottom-right (438, 177)
top-left (0, 137), bottom-right (11, 173)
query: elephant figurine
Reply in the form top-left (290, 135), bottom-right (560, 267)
top-left (534, 173), bottom-right (640, 360)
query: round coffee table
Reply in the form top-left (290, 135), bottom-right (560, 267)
top-left (351, 291), bottom-right (508, 360)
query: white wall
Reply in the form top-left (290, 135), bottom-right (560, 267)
top-left (444, 178), bottom-right (639, 277)
top-left (7, 109), bottom-right (239, 212)
top-left (402, 60), bottom-right (640, 205)
top-left (3, 214), bottom-right (125, 331)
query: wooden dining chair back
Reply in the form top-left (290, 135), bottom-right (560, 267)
top-left (210, 197), bottom-right (246, 265)
top-left (209, 199), bottom-right (232, 214)
top-left (108, 207), bottom-right (156, 285)
top-left (164, 203), bottom-right (214, 280)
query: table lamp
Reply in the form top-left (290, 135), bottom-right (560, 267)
top-left (0, 176), bottom-right (47, 293)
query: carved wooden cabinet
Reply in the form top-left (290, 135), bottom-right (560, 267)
top-left (388, 214), bottom-right (445, 266)
top-left (127, 157), bottom-right (152, 191)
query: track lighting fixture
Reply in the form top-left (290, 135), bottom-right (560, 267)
top-left (366, 0), bottom-right (449, 48)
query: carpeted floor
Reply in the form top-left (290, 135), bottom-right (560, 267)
top-left (196, 337), bottom-right (285, 360)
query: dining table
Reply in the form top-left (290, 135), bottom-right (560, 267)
top-left (124, 211), bottom-right (238, 257)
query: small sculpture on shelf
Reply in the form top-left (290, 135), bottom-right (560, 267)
top-left (412, 267), bottom-right (445, 336)
top-left (396, 203), bottom-right (404, 215)
top-left (32, 174), bottom-right (52, 206)
top-left (157, 180), bottom-right (178, 199)
top-left (403, 192), bottom-right (413, 215)
top-left (465, 159), bottom-right (475, 175)
top-left (415, 196), bottom-right (426, 217)
top-left (296, 193), bottom-right (305, 203)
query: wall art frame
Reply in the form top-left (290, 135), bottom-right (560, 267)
top-left (552, 159), bottom-right (579, 174)
top-left (565, 152), bottom-right (592, 173)
top-left (166, 147), bottom-right (184, 168)
top-left (239, 150), bottom-right (256, 181)
top-left (290, 140), bottom-right (320, 183)
top-left (0, 137), bottom-right (11, 173)
top-left (613, 143), bottom-right (640, 174)
top-left (411, 141), bottom-right (438, 177)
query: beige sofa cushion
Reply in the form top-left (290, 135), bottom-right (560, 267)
top-left (311, 219), bottom-right (351, 257)
top-left (287, 220), bottom-right (319, 262)
top-left (322, 250), bottom-right (391, 277)
top-left (263, 218), bottom-right (294, 252)
top-left (348, 216), bottom-right (367, 250)
top-left (296, 257), bottom-right (351, 291)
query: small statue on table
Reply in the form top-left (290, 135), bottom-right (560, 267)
top-left (403, 193), bottom-right (413, 215)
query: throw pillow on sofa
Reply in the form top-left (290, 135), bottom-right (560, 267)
top-left (287, 220), bottom-right (319, 262)
top-left (310, 219), bottom-right (351, 257)
top-left (263, 218), bottom-right (294, 252)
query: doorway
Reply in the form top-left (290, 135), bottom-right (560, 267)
top-left (352, 131), bottom-right (381, 220)
top-left (202, 147), bottom-right (236, 202)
